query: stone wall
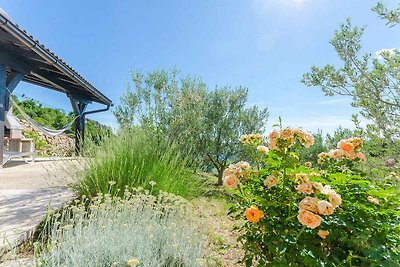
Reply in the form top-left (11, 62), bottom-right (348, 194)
top-left (18, 119), bottom-right (75, 157)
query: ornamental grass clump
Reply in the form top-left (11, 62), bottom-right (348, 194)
top-left (75, 128), bottom-right (205, 199)
top-left (224, 126), bottom-right (400, 266)
top-left (35, 188), bottom-right (206, 267)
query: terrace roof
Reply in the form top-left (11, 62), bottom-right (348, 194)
top-left (0, 9), bottom-right (112, 106)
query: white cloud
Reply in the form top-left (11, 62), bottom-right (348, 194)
top-left (375, 48), bottom-right (398, 60)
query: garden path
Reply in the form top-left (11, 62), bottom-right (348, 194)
top-left (0, 158), bottom-right (77, 262)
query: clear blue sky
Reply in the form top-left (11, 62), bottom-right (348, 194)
top-left (1, 0), bottom-right (399, 133)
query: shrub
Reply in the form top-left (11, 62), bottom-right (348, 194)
top-left (224, 127), bottom-right (400, 266)
top-left (35, 189), bottom-right (207, 267)
top-left (75, 129), bottom-right (205, 199)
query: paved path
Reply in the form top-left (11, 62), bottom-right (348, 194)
top-left (0, 158), bottom-right (78, 262)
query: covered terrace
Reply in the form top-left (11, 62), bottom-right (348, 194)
top-left (0, 9), bottom-right (112, 168)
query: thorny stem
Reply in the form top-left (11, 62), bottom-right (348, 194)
top-left (296, 226), bottom-right (306, 239)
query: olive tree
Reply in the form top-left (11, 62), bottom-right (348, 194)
top-left (302, 3), bottom-right (400, 160)
top-left (114, 69), bottom-right (269, 185)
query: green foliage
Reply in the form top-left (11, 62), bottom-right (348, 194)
top-left (114, 69), bottom-right (269, 185)
top-left (22, 130), bottom-right (49, 153)
top-left (12, 96), bottom-right (112, 142)
top-left (12, 96), bottom-right (74, 131)
top-left (36, 190), bottom-right (207, 267)
top-left (295, 131), bottom-right (326, 164)
top-left (75, 128), bottom-right (206, 199)
top-left (302, 5), bottom-right (400, 174)
top-left (373, 1), bottom-right (400, 27)
top-left (225, 127), bottom-right (400, 266)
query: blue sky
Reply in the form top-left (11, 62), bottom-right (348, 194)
top-left (1, 0), bottom-right (399, 133)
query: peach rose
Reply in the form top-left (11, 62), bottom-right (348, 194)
top-left (223, 175), bottom-right (239, 189)
top-left (296, 183), bottom-right (313, 195)
top-left (295, 173), bottom-right (310, 184)
top-left (236, 161), bottom-right (250, 171)
top-left (357, 151), bottom-right (366, 161)
top-left (337, 139), bottom-right (355, 152)
top-left (321, 185), bottom-right (334, 195)
top-left (303, 133), bottom-right (314, 148)
top-left (281, 128), bottom-right (293, 139)
top-left (350, 137), bottom-right (363, 150)
top-left (312, 182), bottom-right (324, 192)
top-left (269, 130), bottom-right (279, 140)
top-left (257, 145), bottom-right (269, 155)
top-left (317, 200), bottom-right (334, 215)
top-left (317, 230), bottom-right (329, 239)
top-left (223, 164), bottom-right (241, 177)
top-left (345, 151), bottom-right (357, 160)
top-left (298, 196), bottom-right (319, 213)
top-left (297, 209), bottom-right (322, 229)
top-left (264, 175), bottom-right (280, 189)
top-left (328, 192), bottom-right (342, 208)
top-left (367, 196), bottom-right (380, 205)
top-left (268, 140), bottom-right (277, 150)
top-left (329, 149), bottom-right (344, 159)
top-left (245, 206), bottom-right (264, 223)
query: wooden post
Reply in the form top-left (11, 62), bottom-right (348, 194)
top-left (0, 64), bottom-right (6, 168)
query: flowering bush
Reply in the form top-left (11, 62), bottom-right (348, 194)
top-left (35, 188), bottom-right (207, 267)
top-left (224, 127), bottom-right (400, 266)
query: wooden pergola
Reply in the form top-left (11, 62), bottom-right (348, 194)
top-left (0, 9), bottom-right (112, 167)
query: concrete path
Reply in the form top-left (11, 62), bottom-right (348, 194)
top-left (0, 158), bottom-right (79, 262)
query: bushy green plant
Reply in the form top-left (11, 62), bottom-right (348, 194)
top-left (22, 130), bottom-right (49, 154)
top-left (35, 189), bottom-right (207, 267)
top-left (223, 127), bottom-right (400, 266)
top-left (75, 128), bottom-right (206, 199)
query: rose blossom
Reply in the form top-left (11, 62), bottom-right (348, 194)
top-left (367, 196), bottom-right (380, 205)
top-left (299, 197), bottom-right (319, 213)
top-left (317, 230), bottom-right (329, 239)
top-left (312, 182), bottom-right (324, 192)
top-left (321, 185), bottom-right (334, 195)
top-left (317, 200), bottom-right (334, 215)
top-left (236, 161), bottom-right (250, 171)
top-left (268, 140), bottom-right (277, 150)
top-left (281, 128), bottom-right (293, 139)
top-left (223, 164), bottom-right (241, 177)
top-left (223, 175), bottom-right (239, 189)
top-left (357, 151), bottom-right (366, 161)
top-left (303, 133), bottom-right (314, 148)
top-left (257, 145), bottom-right (269, 155)
top-left (297, 209), bottom-right (322, 229)
top-left (295, 173), bottom-right (310, 184)
top-left (328, 192), bottom-right (342, 208)
top-left (345, 151), bottom-right (357, 160)
top-left (337, 139), bottom-right (355, 152)
top-left (245, 206), bottom-right (264, 223)
top-left (329, 149), bottom-right (344, 159)
top-left (296, 183), bottom-right (313, 195)
top-left (269, 130), bottom-right (279, 140)
top-left (264, 175), bottom-right (280, 189)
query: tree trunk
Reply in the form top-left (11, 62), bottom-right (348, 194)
top-left (217, 168), bottom-right (224, 186)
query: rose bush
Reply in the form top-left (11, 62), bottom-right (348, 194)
top-left (224, 128), bottom-right (400, 266)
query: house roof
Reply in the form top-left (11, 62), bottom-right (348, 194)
top-left (0, 9), bottom-right (112, 106)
